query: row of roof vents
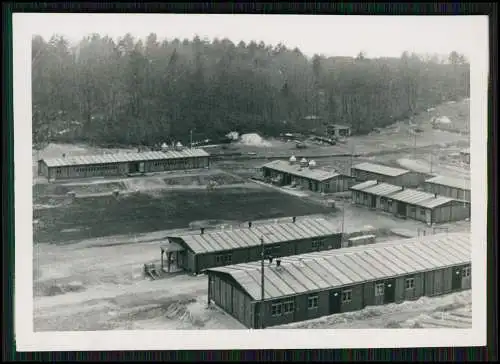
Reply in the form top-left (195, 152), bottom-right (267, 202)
top-left (59, 141), bottom-right (185, 159)
top-left (289, 156), bottom-right (317, 169)
top-left (200, 216), bottom-right (297, 235)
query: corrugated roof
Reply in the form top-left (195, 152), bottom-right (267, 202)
top-left (351, 162), bottom-right (409, 177)
top-left (40, 148), bottom-right (210, 168)
top-left (350, 180), bottom-right (403, 196)
top-left (208, 232), bottom-right (470, 300)
top-left (425, 175), bottom-right (471, 191)
top-left (388, 188), bottom-right (455, 209)
top-left (328, 124), bottom-right (350, 129)
top-left (170, 218), bottom-right (340, 254)
top-left (262, 160), bottom-right (344, 182)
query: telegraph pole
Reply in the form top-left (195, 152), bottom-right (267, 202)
top-left (413, 131), bottom-right (417, 160)
top-left (260, 236), bottom-right (265, 329)
top-left (341, 203), bottom-right (345, 234)
top-left (350, 142), bottom-right (354, 175)
top-left (462, 159), bottom-right (468, 209)
top-left (190, 129), bottom-right (193, 149)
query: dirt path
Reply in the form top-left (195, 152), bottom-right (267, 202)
top-left (397, 158), bottom-right (470, 180)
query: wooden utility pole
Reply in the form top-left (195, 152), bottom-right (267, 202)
top-left (349, 142), bottom-right (355, 176)
top-left (207, 274), bottom-right (211, 306)
top-left (260, 236), bottom-right (265, 329)
top-left (341, 201), bottom-right (346, 236)
top-left (413, 131), bottom-right (417, 160)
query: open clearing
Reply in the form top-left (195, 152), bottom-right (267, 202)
top-left (33, 185), bottom-right (334, 244)
top-left (32, 99), bottom-right (471, 331)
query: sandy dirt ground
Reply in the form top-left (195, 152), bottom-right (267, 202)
top-left (33, 225), bottom-right (471, 332)
top-left (205, 99), bottom-right (469, 160)
top-left (33, 202), bottom-right (470, 332)
top-left (396, 158), bottom-right (470, 180)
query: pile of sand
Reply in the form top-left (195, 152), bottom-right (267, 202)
top-left (435, 116), bottom-right (452, 124)
top-left (238, 133), bottom-right (272, 147)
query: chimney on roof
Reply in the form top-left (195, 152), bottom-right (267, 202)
top-left (276, 259), bottom-right (281, 267)
top-left (200, 227), bottom-right (205, 235)
top-left (402, 186), bottom-right (405, 190)
top-left (434, 193), bottom-right (438, 198)
top-left (292, 216), bottom-right (296, 223)
top-left (308, 160), bottom-right (317, 169)
top-left (375, 180), bottom-right (378, 185)
top-left (289, 155), bottom-right (297, 165)
top-left (248, 221), bottom-right (252, 228)
top-left (62, 153), bottom-right (66, 158)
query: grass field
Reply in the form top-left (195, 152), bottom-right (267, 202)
top-left (34, 181), bottom-right (127, 198)
top-left (33, 186), bottom-right (333, 244)
top-left (162, 173), bottom-right (243, 186)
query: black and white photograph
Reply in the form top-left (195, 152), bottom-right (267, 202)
top-left (14, 13), bottom-right (488, 350)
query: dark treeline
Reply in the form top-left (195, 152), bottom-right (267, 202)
top-left (32, 33), bottom-right (470, 148)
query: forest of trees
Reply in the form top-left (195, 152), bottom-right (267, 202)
top-left (32, 33), bottom-right (470, 148)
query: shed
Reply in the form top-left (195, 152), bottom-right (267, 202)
top-left (350, 162), bottom-right (427, 188)
top-left (206, 232), bottom-right (471, 328)
top-left (262, 159), bottom-right (355, 193)
top-left (423, 175), bottom-right (471, 202)
top-left (326, 124), bottom-right (351, 138)
top-left (37, 148), bottom-right (210, 181)
top-left (165, 216), bottom-right (343, 274)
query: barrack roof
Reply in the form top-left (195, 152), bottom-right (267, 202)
top-left (207, 232), bottom-right (470, 300)
top-left (40, 148), bottom-right (210, 168)
top-left (169, 217), bottom-right (340, 254)
top-left (388, 188), bottom-right (456, 209)
top-left (262, 160), bottom-right (346, 182)
top-left (351, 162), bottom-right (409, 177)
top-left (425, 175), bottom-right (471, 191)
top-left (349, 180), bottom-right (404, 196)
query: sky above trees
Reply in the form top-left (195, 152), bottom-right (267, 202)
top-left (18, 14), bottom-right (484, 59)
